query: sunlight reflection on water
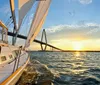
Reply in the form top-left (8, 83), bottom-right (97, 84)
top-left (30, 52), bottom-right (100, 85)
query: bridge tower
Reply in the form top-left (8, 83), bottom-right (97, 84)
top-left (40, 29), bottom-right (47, 51)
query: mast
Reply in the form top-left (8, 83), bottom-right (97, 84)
top-left (9, 0), bottom-right (17, 45)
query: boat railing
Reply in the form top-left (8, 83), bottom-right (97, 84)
top-left (0, 21), bottom-right (8, 44)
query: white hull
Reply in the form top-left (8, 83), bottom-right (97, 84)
top-left (0, 51), bottom-right (29, 85)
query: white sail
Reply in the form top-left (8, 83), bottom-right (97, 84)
top-left (25, 0), bottom-right (51, 48)
top-left (18, 0), bottom-right (35, 30)
top-left (14, 0), bottom-right (35, 44)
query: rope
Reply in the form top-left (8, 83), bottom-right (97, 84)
top-left (16, 46), bottom-right (22, 69)
top-left (12, 55), bottom-right (17, 73)
top-left (12, 46), bottom-right (22, 73)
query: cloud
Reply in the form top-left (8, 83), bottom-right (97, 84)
top-left (46, 22), bottom-right (100, 34)
top-left (41, 22), bottom-right (100, 42)
top-left (79, 0), bottom-right (92, 4)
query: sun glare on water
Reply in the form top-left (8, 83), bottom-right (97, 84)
top-left (72, 42), bottom-right (83, 51)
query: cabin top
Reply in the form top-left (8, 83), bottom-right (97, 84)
top-left (0, 46), bottom-right (19, 65)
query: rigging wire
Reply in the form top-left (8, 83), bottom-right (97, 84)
top-left (4, 15), bottom-right (14, 33)
top-left (5, 16), bottom-right (12, 25)
top-left (7, 20), bottom-right (13, 27)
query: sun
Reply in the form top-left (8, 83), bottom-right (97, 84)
top-left (72, 42), bottom-right (83, 51)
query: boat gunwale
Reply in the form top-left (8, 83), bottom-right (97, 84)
top-left (0, 55), bottom-right (30, 85)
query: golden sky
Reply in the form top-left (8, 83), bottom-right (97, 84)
top-left (27, 38), bottom-right (100, 51)
top-left (50, 39), bottom-right (100, 51)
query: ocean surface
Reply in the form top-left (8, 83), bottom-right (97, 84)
top-left (29, 51), bottom-right (100, 85)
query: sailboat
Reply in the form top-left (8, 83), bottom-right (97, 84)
top-left (0, 0), bottom-right (51, 85)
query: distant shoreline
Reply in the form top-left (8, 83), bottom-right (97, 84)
top-left (28, 50), bottom-right (100, 52)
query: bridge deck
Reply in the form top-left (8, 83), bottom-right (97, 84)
top-left (8, 32), bottom-right (63, 51)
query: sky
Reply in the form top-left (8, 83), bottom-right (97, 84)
top-left (0, 0), bottom-right (100, 51)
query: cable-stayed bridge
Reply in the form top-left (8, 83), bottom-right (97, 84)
top-left (8, 31), bottom-right (64, 52)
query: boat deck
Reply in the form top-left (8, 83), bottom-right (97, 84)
top-left (0, 52), bottom-right (28, 83)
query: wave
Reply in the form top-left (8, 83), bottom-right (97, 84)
top-left (54, 74), bottom-right (100, 85)
top-left (28, 52), bottom-right (100, 85)
top-left (54, 74), bottom-right (72, 84)
top-left (87, 68), bottom-right (100, 72)
top-left (16, 60), bottom-right (55, 85)
top-left (81, 77), bottom-right (100, 85)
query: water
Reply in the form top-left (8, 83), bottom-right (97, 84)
top-left (29, 51), bottom-right (100, 85)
